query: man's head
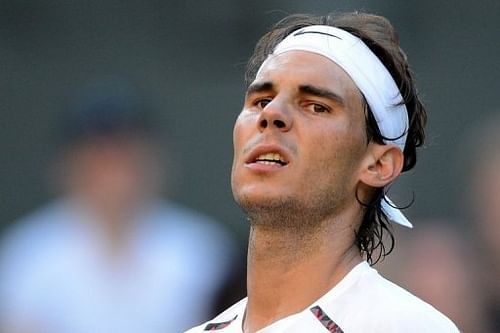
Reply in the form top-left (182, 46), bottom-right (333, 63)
top-left (231, 12), bottom-right (426, 263)
top-left (55, 79), bottom-right (164, 219)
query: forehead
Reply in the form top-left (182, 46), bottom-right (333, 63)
top-left (254, 50), bottom-right (362, 99)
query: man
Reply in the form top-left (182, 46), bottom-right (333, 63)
top-left (0, 80), bottom-right (236, 333)
top-left (466, 113), bottom-right (500, 331)
top-left (186, 12), bottom-right (458, 333)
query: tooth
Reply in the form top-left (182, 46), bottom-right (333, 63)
top-left (256, 152), bottom-right (284, 163)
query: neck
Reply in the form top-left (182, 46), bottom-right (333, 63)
top-left (243, 215), bottom-right (362, 333)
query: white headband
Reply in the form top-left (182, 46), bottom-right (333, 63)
top-left (271, 25), bottom-right (412, 227)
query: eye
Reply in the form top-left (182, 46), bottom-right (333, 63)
top-left (306, 103), bottom-right (330, 114)
top-left (255, 98), bottom-right (271, 109)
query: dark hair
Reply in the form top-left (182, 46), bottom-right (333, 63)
top-left (245, 12), bottom-right (426, 264)
top-left (61, 78), bottom-right (154, 145)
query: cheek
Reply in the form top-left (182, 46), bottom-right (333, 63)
top-left (311, 117), bottom-right (364, 150)
top-left (232, 116), bottom-right (245, 160)
top-left (231, 116), bottom-right (249, 195)
top-left (304, 121), bottom-right (366, 176)
top-left (233, 111), bottom-right (256, 154)
top-left (232, 112), bottom-right (251, 173)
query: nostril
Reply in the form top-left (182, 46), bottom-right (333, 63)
top-left (274, 119), bottom-right (286, 128)
top-left (260, 119), bottom-right (268, 128)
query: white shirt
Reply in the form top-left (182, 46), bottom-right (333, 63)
top-left (186, 262), bottom-right (459, 332)
top-left (0, 199), bottom-right (235, 333)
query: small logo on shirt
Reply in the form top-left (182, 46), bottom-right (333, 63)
top-left (203, 315), bottom-right (238, 331)
top-left (310, 305), bottom-right (344, 333)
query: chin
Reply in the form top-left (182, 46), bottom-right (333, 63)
top-left (234, 186), bottom-right (298, 216)
top-left (234, 183), bottom-right (288, 204)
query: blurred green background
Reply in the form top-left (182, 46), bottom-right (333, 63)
top-left (1, 0), bottom-right (499, 238)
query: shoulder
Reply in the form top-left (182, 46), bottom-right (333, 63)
top-left (0, 200), bottom-right (74, 256)
top-left (0, 200), bottom-right (81, 305)
top-left (332, 263), bottom-right (460, 332)
top-left (371, 280), bottom-right (458, 331)
top-left (184, 298), bottom-right (247, 333)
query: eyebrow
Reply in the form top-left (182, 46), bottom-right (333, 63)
top-left (245, 81), bottom-right (345, 107)
top-left (298, 85), bottom-right (345, 106)
top-left (246, 81), bottom-right (274, 96)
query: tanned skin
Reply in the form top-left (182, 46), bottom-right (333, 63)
top-left (231, 51), bottom-right (403, 332)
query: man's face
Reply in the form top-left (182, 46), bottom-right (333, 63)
top-left (231, 50), bottom-right (370, 223)
top-left (64, 135), bottom-right (157, 214)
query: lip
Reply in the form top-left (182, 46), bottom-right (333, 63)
top-left (244, 144), bottom-right (291, 171)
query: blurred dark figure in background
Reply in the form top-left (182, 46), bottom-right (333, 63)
top-left (378, 113), bottom-right (500, 333)
top-left (0, 79), bottom-right (236, 333)
top-left (467, 113), bottom-right (500, 331)
top-left (379, 222), bottom-right (489, 332)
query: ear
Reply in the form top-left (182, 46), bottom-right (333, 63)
top-left (358, 143), bottom-right (404, 188)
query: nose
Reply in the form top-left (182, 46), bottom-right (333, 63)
top-left (257, 100), bottom-right (293, 133)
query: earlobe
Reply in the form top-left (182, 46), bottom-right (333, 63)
top-left (359, 144), bottom-right (404, 188)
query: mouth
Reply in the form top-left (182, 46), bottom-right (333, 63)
top-left (245, 145), bottom-right (291, 170)
top-left (253, 152), bottom-right (288, 166)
